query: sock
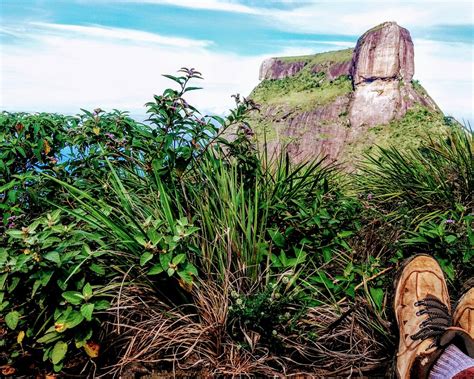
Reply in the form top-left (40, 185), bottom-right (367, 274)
top-left (429, 344), bottom-right (474, 379)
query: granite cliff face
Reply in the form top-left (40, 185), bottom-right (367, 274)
top-left (349, 22), bottom-right (437, 128)
top-left (250, 22), bottom-right (441, 164)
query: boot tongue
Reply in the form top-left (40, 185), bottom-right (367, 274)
top-left (440, 327), bottom-right (474, 357)
top-left (418, 272), bottom-right (446, 303)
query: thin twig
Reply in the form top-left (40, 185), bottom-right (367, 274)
top-left (337, 266), bottom-right (393, 305)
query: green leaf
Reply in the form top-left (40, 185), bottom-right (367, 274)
top-left (337, 230), bottom-right (354, 238)
top-left (37, 332), bottom-right (61, 344)
top-left (183, 262), bottom-right (198, 277)
top-left (82, 283), bottom-right (93, 300)
top-left (6, 229), bottom-right (23, 239)
top-left (8, 277), bottom-right (20, 291)
top-left (135, 235), bottom-right (147, 246)
top-left (438, 259), bottom-right (455, 281)
top-left (369, 287), bottom-right (384, 309)
top-left (294, 248), bottom-right (307, 265)
top-left (44, 251), bottom-right (61, 264)
top-left (89, 263), bottom-right (105, 275)
top-left (5, 311), bottom-right (20, 330)
top-left (62, 291), bottom-right (83, 305)
top-left (0, 273), bottom-right (7, 290)
top-left (80, 303), bottom-right (94, 321)
top-left (147, 229), bottom-right (162, 245)
top-left (0, 180), bottom-right (18, 193)
top-left (140, 252), bottom-right (154, 266)
top-left (269, 253), bottom-right (282, 268)
top-left (444, 235), bottom-right (457, 244)
top-left (343, 262), bottom-right (353, 278)
top-left (269, 229), bottom-right (285, 248)
top-left (183, 86), bottom-right (202, 93)
top-left (148, 263), bottom-right (164, 276)
top-left (167, 268), bottom-right (175, 277)
top-left (403, 236), bottom-right (429, 244)
top-left (322, 247), bottom-right (332, 263)
top-left (94, 300), bottom-right (110, 310)
top-left (162, 74), bottom-right (184, 85)
top-left (74, 327), bottom-right (93, 348)
top-left (51, 341), bottom-right (68, 364)
top-left (160, 252), bottom-right (172, 271)
top-left (172, 253), bottom-right (186, 265)
top-left (63, 311), bottom-right (84, 330)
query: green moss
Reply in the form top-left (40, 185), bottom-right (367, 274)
top-left (277, 48), bottom-right (353, 65)
top-left (251, 47), bottom-right (354, 113)
top-left (251, 73), bottom-right (352, 111)
top-left (341, 107), bottom-right (448, 164)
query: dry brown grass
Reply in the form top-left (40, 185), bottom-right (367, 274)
top-left (98, 272), bottom-right (393, 378)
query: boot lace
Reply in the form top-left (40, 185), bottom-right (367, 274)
top-left (411, 296), bottom-right (452, 348)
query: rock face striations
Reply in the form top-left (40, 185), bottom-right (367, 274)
top-left (250, 22), bottom-right (441, 163)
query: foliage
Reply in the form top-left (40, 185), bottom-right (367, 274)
top-left (357, 124), bottom-right (473, 287)
top-left (342, 106), bottom-right (450, 164)
top-left (358, 124), bottom-right (473, 224)
top-left (0, 211), bottom-right (112, 371)
top-left (1, 67), bottom-right (472, 377)
top-left (277, 48), bottom-right (353, 65)
top-left (251, 72), bottom-right (352, 110)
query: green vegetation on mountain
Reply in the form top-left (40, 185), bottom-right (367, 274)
top-left (278, 47), bottom-right (353, 64)
top-left (252, 72), bottom-right (352, 110)
top-left (343, 106), bottom-right (450, 164)
top-left (252, 48), bottom-right (354, 111)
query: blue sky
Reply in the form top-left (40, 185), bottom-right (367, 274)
top-left (1, 0), bottom-right (473, 123)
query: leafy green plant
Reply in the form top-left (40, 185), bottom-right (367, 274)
top-left (0, 211), bottom-right (113, 370)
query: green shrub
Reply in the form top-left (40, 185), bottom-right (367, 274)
top-left (357, 125), bottom-right (473, 286)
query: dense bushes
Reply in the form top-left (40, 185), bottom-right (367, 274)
top-left (1, 69), bottom-right (472, 376)
top-left (358, 126), bottom-right (473, 286)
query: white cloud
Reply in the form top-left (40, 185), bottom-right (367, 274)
top-left (107, 1), bottom-right (473, 36)
top-left (100, 0), bottom-right (259, 14)
top-left (0, 22), bottom-right (472, 124)
top-left (0, 23), bottom-right (265, 116)
top-left (263, 2), bottom-right (473, 35)
top-left (4, 22), bottom-right (213, 48)
top-left (414, 39), bottom-right (473, 123)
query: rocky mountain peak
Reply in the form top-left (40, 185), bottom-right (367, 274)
top-left (348, 21), bottom-right (432, 128)
top-left (249, 22), bottom-right (442, 165)
top-left (350, 21), bottom-right (414, 85)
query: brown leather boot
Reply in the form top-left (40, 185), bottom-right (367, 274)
top-left (394, 254), bottom-right (452, 378)
top-left (440, 287), bottom-right (474, 357)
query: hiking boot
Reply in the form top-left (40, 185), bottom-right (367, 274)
top-left (440, 287), bottom-right (474, 357)
top-left (394, 254), bottom-right (452, 379)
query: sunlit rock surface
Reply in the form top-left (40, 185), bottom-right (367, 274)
top-left (249, 21), bottom-right (441, 164)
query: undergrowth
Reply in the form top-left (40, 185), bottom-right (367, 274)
top-left (0, 68), bottom-right (472, 377)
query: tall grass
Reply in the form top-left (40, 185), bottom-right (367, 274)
top-left (185, 150), bottom-right (334, 283)
top-left (358, 125), bottom-right (473, 225)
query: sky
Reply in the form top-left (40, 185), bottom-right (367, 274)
top-left (0, 0), bottom-right (473, 123)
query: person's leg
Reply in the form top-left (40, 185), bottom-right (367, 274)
top-left (429, 344), bottom-right (474, 379)
top-left (430, 287), bottom-right (474, 379)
